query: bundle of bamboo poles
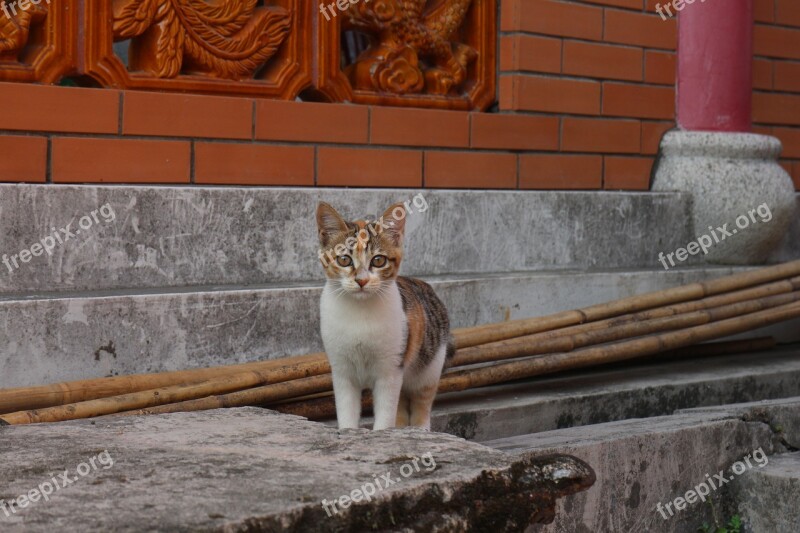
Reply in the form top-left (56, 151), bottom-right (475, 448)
top-left (2, 260), bottom-right (800, 426)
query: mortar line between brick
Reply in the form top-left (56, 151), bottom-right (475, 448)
top-left (251, 100), bottom-right (257, 141)
top-left (190, 141), bottom-right (196, 184)
top-left (46, 137), bottom-right (53, 184)
top-left (118, 93), bottom-right (124, 136)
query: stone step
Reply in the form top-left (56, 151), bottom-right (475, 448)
top-left (734, 452), bottom-right (800, 533)
top-left (0, 408), bottom-right (595, 532)
top-left (685, 394), bottom-right (800, 533)
top-left (482, 396), bottom-right (800, 533)
top-left (0, 184), bottom-right (710, 295)
top-left (428, 345), bottom-right (800, 441)
top-left (5, 266), bottom-right (800, 389)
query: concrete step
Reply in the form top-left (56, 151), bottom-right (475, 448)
top-left (428, 345), bottom-right (800, 441)
top-left (678, 396), bottom-right (800, 451)
top-left (5, 266), bottom-right (800, 388)
top-left (482, 396), bottom-right (800, 533)
top-left (0, 184), bottom-right (708, 295)
top-left (0, 184), bottom-right (797, 294)
top-left (687, 400), bottom-right (800, 532)
top-left (0, 408), bottom-right (594, 532)
top-left (734, 452), bottom-right (800, 533)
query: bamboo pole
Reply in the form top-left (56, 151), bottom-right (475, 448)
top-left (19, 288), bottom-right (799, 422)
top-left (0, 358), bottom-right (331, 425)
top-left (0, 353), bottom-right (328, 415)
top-left (515, 277), bottom-right (800, 348)
top-left (109, 291), bottom-right (797, 419)
top-left (119, 374), bottom-right (334, 417)
top-left (609, 337), bottom-right (777, 366)
top-left (450, 291), bottom-right (800, 367)
top-left (139, 338), bottom-right (779, 420)
top-left (3, 263), bottom-right (799, 415)
top-left (438, 301), bottom-right (800, 394)
top-left (453, 261), bottom-right (800, 348)
top-left (656, 337), bottom-right (776, 359)
top-left (275, 301), bottom-right (800, 420)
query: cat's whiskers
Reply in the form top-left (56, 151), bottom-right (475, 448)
top-left (331, 284), bottom-right (349, 302)
top-left (374, 284), bottom-right (391, 306)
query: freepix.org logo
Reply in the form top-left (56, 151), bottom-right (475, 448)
top-left (1, 451), bottom-right (115, 519)
top-left (1, 0), bottom-right (51, 21)
top-left (654, 0), bottom-right (709, 21)
top-left (2, 203), bottom-right (116, 275)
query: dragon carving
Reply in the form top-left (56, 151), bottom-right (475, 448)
top-left (0, 1), bottom-right (47, 58)
top-left (112, 0), bottom-right (292, 80)
top-left (346, 0), bottom-right (477, 96)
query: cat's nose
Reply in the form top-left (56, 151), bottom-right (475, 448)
top-left (356, 278), bottom-right (369, 288)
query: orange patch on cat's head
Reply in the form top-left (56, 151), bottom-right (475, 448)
top-left (316, 202), bottom-right (407, 295)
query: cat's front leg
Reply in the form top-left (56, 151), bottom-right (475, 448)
top-left (331, 367), bottom-right (362, 429)
top-left (372, 369), bottom-right (404, 430)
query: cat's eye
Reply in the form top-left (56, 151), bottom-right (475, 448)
top-left (336, 255), bottom-right (352, 267)
top-left (371, 255), bottom-right (388, 268)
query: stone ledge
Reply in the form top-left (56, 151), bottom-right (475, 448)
top-left (0, 408), bottom-right (594, 532)
top-left (733, 453), bottom-right (800, 533)
top-left (425, 346), bottom-right (800, 441)
top-left (483, 396), bottom-right (800, 533)
top-left (485, 409), bottom-right (777, 532)
top-left (679, 395), bottom-right (800, 451)
top-left (9, 266), bottom-right (798, 388)
top-left (0, 184), bottom-right (701, 294)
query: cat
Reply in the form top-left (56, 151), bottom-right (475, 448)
top-left (316, 201), bottom-right (454, 431)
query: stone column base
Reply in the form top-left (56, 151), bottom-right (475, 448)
top-left (652, 131), bottom-right (796, 264)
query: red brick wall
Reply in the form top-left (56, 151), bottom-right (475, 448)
top-left (0, 0), bottom-right (798, 191)
top-left (500, 0), bottom-right (676, 190)
top-left (753, 0), bottom-right (800, 190)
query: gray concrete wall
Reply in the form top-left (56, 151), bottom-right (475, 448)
top-left (2, 186), bottom-right (795, 295)
top-left (9, 267), bottom-right (794, 388)
top-left (0, 184), bottom-right (707, 294)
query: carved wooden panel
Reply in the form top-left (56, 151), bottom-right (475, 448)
top-left (83, 0), bottom-right (311, 98)
top-left (0, 0), bottom-right (77, 83)
top-left (314, 0), bottom-right (496, 110)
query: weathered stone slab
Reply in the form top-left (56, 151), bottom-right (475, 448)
top-left (678, 396), bottom-right (800, 452)
top-left (0, 408), bottom-right (593, 532)
top-left (486, 411), bottom-right (775, 532)
top-left (733, 452), bottom-right (800, 533)
top-left (0, 184), bottom-right (703, 294)
top-left (427, 347), bottom-right (800, 441)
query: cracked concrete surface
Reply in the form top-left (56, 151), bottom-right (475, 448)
top-left (0, 408), bottom-right (594, 532)
top-left (486, 397), bottom-right (800, 533)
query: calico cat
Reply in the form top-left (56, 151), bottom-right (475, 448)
top-left (316, 201), bottom-right (454, 430)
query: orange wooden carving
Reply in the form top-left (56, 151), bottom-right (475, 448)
top-left (314, 0), bottom-right (496, 110)
top-left (0, 0), bottom-right (76, 83)
top-left (0, 0), bottom-right (495, 107)
top-left (83, 0), bottom-right (311, 98)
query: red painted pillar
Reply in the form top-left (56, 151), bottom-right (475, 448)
top-left (677, 0), bottom-right (753, 132)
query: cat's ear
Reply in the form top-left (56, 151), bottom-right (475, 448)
top-left (317, 202), bottom-right (348, 247)
top-left (381, 203), bottom-right (407, 246)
